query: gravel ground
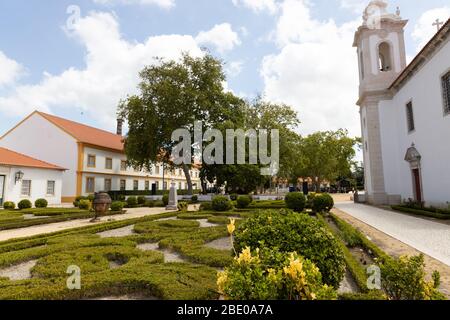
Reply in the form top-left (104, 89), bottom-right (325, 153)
top-left (136, 242), bottom-right (186, 263)
top-left (154, 217), bottom-right (178, 222)
top-left (0, 260), bottom-right (37, 280)
top-left (204, 237), bottom-right (233, 251)
top-left (197, 219), bottom-right (219, 228)
top-left (23, 214), bottom-right (50, 220)
top-left (96, 225), bottom-right (135, 238)
top-left (338, 270), bottom-right (360, 294)
top-left (90, 294), bottom-right (158, 300)
top-left (335, 202), bottom-right (450, 266)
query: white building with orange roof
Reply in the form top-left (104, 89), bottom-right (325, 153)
top-left (0, 111), bottom-right (201, 203)
top-left (0, 147), bottom-right (65, 206)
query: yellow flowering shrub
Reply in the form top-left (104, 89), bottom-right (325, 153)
top-left (380, 254), bottom-right (446, 300)
top-left (217, 247), bottom-right (337, 300)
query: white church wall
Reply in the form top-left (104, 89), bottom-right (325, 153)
top-left (0, 113), bottom-right (78, 198)
top-left (380, 38), bottom-right (450, 206)
top-left (360, 107), bottom-right (373, 194)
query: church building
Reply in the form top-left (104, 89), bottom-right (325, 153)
top-left (354, 1), bottom-right (450, 206)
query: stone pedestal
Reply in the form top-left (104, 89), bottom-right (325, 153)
top-left (166, 181), bottom-right (178, 210)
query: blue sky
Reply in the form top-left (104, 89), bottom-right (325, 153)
top-left (0, 0), bottom-right (449, 138)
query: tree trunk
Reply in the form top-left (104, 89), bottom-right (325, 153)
top-left (182, 164), bottom-right (193, 195)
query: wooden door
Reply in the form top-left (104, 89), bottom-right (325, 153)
top-left (412, 169), bottom-right (422, 203)
top-left (0, 175), bottom-right (5, 206)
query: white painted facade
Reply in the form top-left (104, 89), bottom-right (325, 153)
top-left (0, 112), bottom-right (201, 203)
top-left (80, 145), bottom-right (200, 196)
top-left (355, 1), bottom-right (450, 207)
top-left (0, 165), bottom-right (63, 206)
top-left (0, 113), bottom-right (78, 198)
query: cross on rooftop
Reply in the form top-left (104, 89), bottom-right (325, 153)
top-left (433, 19), bottom-right (444, 32)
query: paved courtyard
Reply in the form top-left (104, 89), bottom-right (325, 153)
top-left (335, 202), bottom-right (450, 266)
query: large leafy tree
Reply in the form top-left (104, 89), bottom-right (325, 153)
top-left (200, 98), bottom-right (302, 194)
top-left (118, 53), bottom-right (244, 195)
top-left (295, 129), bottom-right (357, 191)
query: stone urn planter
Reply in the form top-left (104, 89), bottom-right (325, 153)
top-left (91, 192), bottom-right (112, 222)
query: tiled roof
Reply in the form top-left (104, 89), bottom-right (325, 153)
top-left (0, 147), bottom-right (66, 170)
top-left (37, 111), bottom-right (124, 152)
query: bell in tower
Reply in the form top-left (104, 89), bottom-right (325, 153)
top-left (352, 0), bottom-right (408, 205)
top-left (354, 0), bottom-right (408, 96)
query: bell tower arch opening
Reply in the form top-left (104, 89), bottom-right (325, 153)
top-left (378, 42), bottom-right (393, 72)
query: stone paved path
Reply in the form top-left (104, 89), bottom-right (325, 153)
top-left (0, 207), bottom-right (176, 242)
top-left (335, 202), bottom-right (450, 266)
top-left (333, 203), bottom-right (450, 297)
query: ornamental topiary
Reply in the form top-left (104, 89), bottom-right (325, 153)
top-left (234, 210), bottom-right (346, 288)
top-left (18, 199), bottom-right (32, 210)
top-left (236, 195), bottom-right (253, 209)
top-left (200, 202), bottom-right (212, 211)
top-left (217, 247), bottom-right (337, 300)
top-left (162, 194), bottom-right (169, 206)
top-left (229, 194), bottom-right (238, 201)
top-left (35, 198), bottom-right (48, 208)
top-left (284, 192), bottom-right (306, 212)
top-left (312, 193), bottom-right (334, 213)
top-left (126, 196), bottom-right (138, 207)
top-left (73, 196), bottom-right (87, 208)
top-left (145, 200), bottom-right (155, 207)
top-left (212, 196), bottom-right (233, 212)
top-left (3, 201), bottom-right (15, 210)
top-left (137, 196), bottom-right (146, 205)
top-left (110, 201), bottom-right (125, 212)
top-left (78, 199), bottom-right (91, 210)
top-left (191, 195), bottom-right (199, 203)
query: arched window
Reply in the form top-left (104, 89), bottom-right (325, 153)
top-left (378, 42), bottom-right (392, 72)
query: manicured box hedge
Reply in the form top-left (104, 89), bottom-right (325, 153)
top-left (391, 205), bottom-right (450, 220)
top-left (108, 190), bottom-right (201, 200)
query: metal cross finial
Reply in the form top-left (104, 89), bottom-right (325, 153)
top-left (433, 19), bottom-right (444, 32)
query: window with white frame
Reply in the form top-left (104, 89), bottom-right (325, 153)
top-left (105, 158), bottom-right (113, 170)
top-left (86, 177), bottom-right (95, 193)
top-left (120, 179), bottom-right (126, 191)
top-left (87, 155), bottom-right (96, 168)
top-left (133, 180), bottom-right (139, 191)
top-left (47, 181), bottom-right (55, 195)
top-left (21, 180), bottom-right (31, 196)
top-left (104, 179), bottom-right (112, 192)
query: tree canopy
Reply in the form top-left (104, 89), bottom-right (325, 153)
top-left (118, 53), bottom-right (244, 194)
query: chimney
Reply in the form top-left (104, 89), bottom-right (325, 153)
top-left (116, 118), bottom-right (123, 136)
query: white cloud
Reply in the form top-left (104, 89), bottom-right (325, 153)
top-left (412, 7), bottom-right (450, 51)
top-left (261, 0), bottom-right (361, 137)
top-left (340, 0), bottom-right (366, 14)
top-left (232, 0), bottom-right (279, 15)
top-left (0, 11), bottom-right (203, 128)
top-left (0, 51), bottom-right (24, 87)
top-left (195, 23), bottom-right (241, 54)
top-left (226, 60), bottom-right (244, 77)
top-left (93, 0), bottom-right (175, 9)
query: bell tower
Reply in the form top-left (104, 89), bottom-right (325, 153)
top-left (353, 0), bottom-right (408, 205)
